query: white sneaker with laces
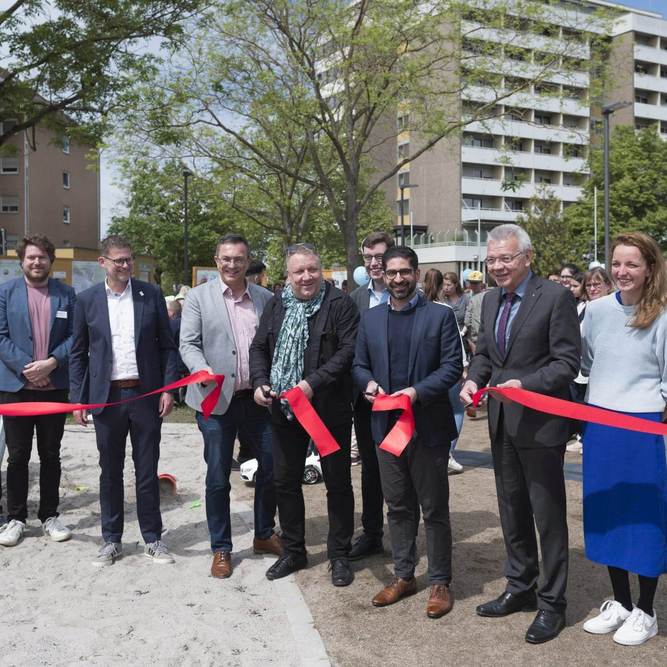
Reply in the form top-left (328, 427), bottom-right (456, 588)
top-left (0, 519), bottom-right (26, 547)
top-left (613, 607), bottom-right (658, 646)
top-left (92, 542), bottom-right (122, 567)
top-left (583, 599), bottom-right (631, 634)
top-left (144, 540), bottom-right (174, 564)
top-left (42, 516), bottom-right (72, 542)
top-left (448, 455), bottom-right (463, 474)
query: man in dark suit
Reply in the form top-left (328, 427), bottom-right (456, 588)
top-left (70, 235), bottom-right (177, 567)
top-left (352, 246), bottom-right (462, 619)
top-left (460, 224), bottom-right (580, 644)
top-left (348, 231), bottom-right (394, 560)
top-left (0, 235), bottom-right (76, 547)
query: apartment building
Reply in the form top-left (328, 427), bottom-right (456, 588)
top-left (0, 120), bottom-right (100, 251)
top-left (384, 0), bottom-right (665, 274)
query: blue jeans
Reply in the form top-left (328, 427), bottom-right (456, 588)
top-left (196, 395), bottom-right (275, 552)
top-left (448, 380), bottom-right (464, 451)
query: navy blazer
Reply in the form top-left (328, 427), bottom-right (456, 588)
top-left (0, 277), bottom-right (76, 392)
top-left (352, 295), bottom-right (463, 447)
top-left (69, 279), bottom-right (177, 413)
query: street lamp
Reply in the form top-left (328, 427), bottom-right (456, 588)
top-left (182, 167), bottom-right (193, 287)
top-left (399, 182), bottom-right (418, 246)
top-left (602, 101), bottom-right (631, 269)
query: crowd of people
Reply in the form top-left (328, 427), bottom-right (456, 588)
top-left (0, 224), bottom-right (664, 648)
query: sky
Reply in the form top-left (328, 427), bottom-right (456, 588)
top-left (98, 0), bottom-right (666, 235)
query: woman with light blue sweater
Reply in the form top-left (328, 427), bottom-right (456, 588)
top-left (580, 232), bottom-right (667, 647)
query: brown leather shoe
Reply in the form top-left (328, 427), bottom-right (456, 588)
top-left (426, 584), bottom-right (454, 618)
top-left (211, 551), bottom-right (232, 578)
top-left (372, 577), bottom-right (417, 607)
top-left (253, 533), bottom-right (284, 557)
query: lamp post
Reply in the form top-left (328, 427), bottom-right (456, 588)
top-left (602, 101), bottom-right (631, 269)
top-left (399, 182), bottom-right (418, 246)
top-left (182, 168), bottom-right (192, 287)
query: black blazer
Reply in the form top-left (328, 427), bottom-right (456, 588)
top-left (69, 279), bottom-right (177, 413)
top-left (352, 295), bottom-right (463, 448)
top-left (467, 274), bottom-right (581, 448)
top-left (249, 282), bottom-right (360, 427)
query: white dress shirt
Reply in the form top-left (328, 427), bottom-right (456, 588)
top-left (106, 279), bottom-right (139, 380)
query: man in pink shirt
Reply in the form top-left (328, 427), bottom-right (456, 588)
top-left (0, 235), bottom-right (76, 547)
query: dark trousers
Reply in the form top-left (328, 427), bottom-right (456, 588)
top-left (196, 394), bottom-right (276, 552)
top-left (93, 386), bottom-right (163, 544)
top-left (272, 415), bottom-right (354, 560)
top-left (0, 389), bottom-right (68, 523)
top-left (377, 437), bottom-right (452, 584)
top-left (353, 396), bottom-right (384, 539)
top-left (491, 411), bottom-right (569, 612)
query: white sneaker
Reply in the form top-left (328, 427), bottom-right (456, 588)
top-left (613, 607), bottom-right (658, 646)
top-left (42, 516), bottom-right (72, 542)
top-left (0, 519), bottom-right (26, 547)
top-left (583, 599), bottom-right (631, 634)
top-left (448, 455), bottom-right (463, 474)
top-left (144, 540), bottom-right (174, 564)
top-left (566, 435), bottom-right (583, 453)
top-left (92, 542), bottom-right (122, 567)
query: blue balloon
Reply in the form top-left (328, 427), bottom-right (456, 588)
top-left (354, 266), bottom-right (368, 286)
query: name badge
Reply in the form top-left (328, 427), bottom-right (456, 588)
top-left (56, 310), bottom-right (68, 319)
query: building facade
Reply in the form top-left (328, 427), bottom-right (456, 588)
top-left (0, 121), bottom-right (100, 251)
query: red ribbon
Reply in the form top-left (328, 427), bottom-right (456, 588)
top-left (473, 386), bottom-right (667, 436)
top-left (282, 386), bottom-right (341, 457)
top-left (0, 370), bottom-right (225, 420)
top-left (372, 393), bottom-right (415, 456)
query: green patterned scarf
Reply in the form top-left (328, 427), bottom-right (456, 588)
top-left (270, 281), bottom-right (326, 395)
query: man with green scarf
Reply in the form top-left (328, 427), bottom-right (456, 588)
top-left (250, 243), bottom-right (359, 587)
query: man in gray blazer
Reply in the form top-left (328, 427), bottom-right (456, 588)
top-left (460, 224), bottom-right (580, 644)
top-left (180, 234), bottom-right (281, 579)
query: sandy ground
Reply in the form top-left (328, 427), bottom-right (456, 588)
top-left (1, 414), bottom-right (665, 666)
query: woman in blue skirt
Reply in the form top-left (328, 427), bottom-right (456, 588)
top-left (580, 232), bottom-right (667, 646)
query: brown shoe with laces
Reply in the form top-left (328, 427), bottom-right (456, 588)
top-left (253, 533), bottom-right (284, 557)
top-left (211, 551), bottom-right (232, 578)
top-left (372, 577), bottom-right (417, 607)
top-left (426, 584), bottom-right (454, 618)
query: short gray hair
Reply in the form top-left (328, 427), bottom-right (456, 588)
top-left (487, 224), bottom-right (532, 253)
top-left (285, 242), bottom-right (320, 264)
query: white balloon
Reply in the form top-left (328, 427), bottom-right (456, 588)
top-left (353, 266), bottom-right (368, 286)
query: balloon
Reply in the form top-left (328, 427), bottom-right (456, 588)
top-left (461, 268), bottom-right (472, 284)
top-left (354, 266), bottom-right (368, 286)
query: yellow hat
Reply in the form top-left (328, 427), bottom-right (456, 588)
top-left (468, 270), bottom-right (484, 282)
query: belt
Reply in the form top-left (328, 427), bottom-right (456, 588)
top-left (233, 389), bottom-right (253, 400)
top-left (111, 379), bottom-right (140, 389)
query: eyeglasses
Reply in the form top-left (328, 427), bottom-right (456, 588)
top-left (214, 256), bottom-right (247, 266)
top-left (286, 242), bottom-right (316, 256)
top-left (362, 254), bottom-right (385, 264)
top-left (485, 251), bottom-right (523, 267)
top-left (104, 255), bottom-right (133, 267)
top-left (585, 281), bottom-right (605, 289)
top-left (385, 268), bottom-right (415, 279)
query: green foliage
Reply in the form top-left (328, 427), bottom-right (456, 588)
top-left (0, 0), bottom-right (208, 146)
top-left (564, 127), bottom-right (667, 258)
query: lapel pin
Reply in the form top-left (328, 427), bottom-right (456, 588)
top-left (139, 290), bottom-right (144, 297)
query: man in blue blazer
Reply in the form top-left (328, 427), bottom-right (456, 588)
top-left (352, 246), bottom-right (462, 619)
top-left (69, 235), bottom-right (177, 567)
top-left (0, 235), bottom-right (76, 547)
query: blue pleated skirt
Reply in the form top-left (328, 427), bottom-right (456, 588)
top-left (583, 411), bottom-right (667, 577)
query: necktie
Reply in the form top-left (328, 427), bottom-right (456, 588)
top-left (496, 292), bottom-right (516, 356)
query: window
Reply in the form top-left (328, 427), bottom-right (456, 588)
top-left (63, 171), bottom-right (70, 189)
top-left (563, 144), bottom-right (584, 158)
top-left (661, 122), bottom-right (667, 135)
top-left (635, 92), bottom-right (649, 104)
top-left (397, 143), bottom-right (410, 159)
top-left (534, 113), bottom-right (552, 126)
top-left (505, 136), bottom-right (527, 152)
top-left (506, 198), bottom-right (524, 211)
top-left (396, 199), bottom-right (410, 216)
top-left (0, 195), bottom-right (19, 213)
top-left (0, 119), bottom-right (17, 135)
top-left (463, 197), bottom-right (483, 210)
top-left (534, 141), bottom-right (552, 155)
top-left (63, 206), bottom-right (71, 224)
top-left (62, 136), bottom-right (70, 154)
top-left (397, 114), bottom-right (409, 131)
top-left (0, 157), bottom-right (19, 174)
top-left (463, 164), bottom-right (495, 179)
top-left (463, 133), bottom-right (493, 148)
top-left (635, 62), bottom-right (648, 75)
top-left (398, 171), bottom-right (410, 187)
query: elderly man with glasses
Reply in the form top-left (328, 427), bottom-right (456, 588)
top-left (250, 243), bottom-right (359, 586)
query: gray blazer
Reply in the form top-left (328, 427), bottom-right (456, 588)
top-left (179, 277), bottom-right (273, 415)
top-left (349, 283), bottom-right (371, 313)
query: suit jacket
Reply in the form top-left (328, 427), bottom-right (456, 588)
top-left (0, 277), bottom-right (76, 392)
top-left (352, 294), bottom-right (463, 447)
top-left (69, 279), bottom-right (177, 413)
top-left (179, 277), bottom-right (273, 415)
top-left (249, 282), bottom-right (359, 427)
top-left (350, 283), bottom-right (371, 313)
top-left (467, 274), bottom-right (580, 448)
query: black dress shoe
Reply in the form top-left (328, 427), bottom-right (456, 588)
top-left (476, 590), bottom-right (537, 617)
top-left (348, 533), bottom-right (383, 561)
top-left (525, 609), bottom-right (566, 644)
top-left (265, 553), bottom-right (308, 581)
top-left (330, 558), bottom-right (354, 587)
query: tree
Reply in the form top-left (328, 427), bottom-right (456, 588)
top-left (517, 185), bottom-right (576, 277)
top-left (564, 127), bottom-right (667, 259)
top-left (120, 0), bottom-right (610, 280)
top-left (0, 0), bottom-right (208, 147)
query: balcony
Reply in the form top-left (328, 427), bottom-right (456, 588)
top-left (634, 72), bottom-right (667, 95)
top-left (635, 44), bottom-right (667, 68)
top-left (464, 117), bottom-right (588, 144)
top-left (634, 102), bottom-right (667, 123)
